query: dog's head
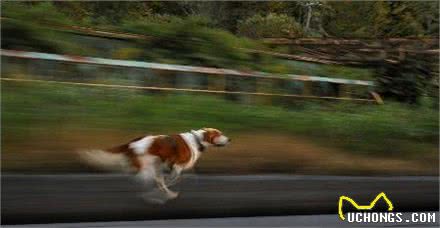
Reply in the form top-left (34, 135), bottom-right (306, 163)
top-left (192, 128), bottom-right (230, 147)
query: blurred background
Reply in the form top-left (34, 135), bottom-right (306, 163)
top-left (1, 1), bottom-right (439, 176)
top-left (2, 1), bottom-right (439, 225)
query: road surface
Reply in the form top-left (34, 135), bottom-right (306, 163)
top-left (4, 213), bottom-right (439, 227)
top-left (2, 174), bottom-right (438, 225)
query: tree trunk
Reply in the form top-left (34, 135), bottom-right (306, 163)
top-left (305, 5), bottom-right (312, 32)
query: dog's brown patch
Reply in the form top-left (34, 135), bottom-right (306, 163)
top-left (148, 135), bottom-right (191, 167)
top-left (105, 134), bottom-right (192, 171)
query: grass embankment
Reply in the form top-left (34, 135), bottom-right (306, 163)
top-left (2, 82), bottom-right (438, 174)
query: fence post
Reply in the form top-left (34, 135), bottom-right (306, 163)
top-left (207, 74), bottom-right (225, 90)
top-left (303, 81), bottom-right (313, 96)
top-left (338, 84), bottom-right (351, 98)
top-left (207, 74), bottom-right (226, 100)
top-left (149, 69), bottom-right (176, 96)
top-left (255, 77), bottom-right (273, 105)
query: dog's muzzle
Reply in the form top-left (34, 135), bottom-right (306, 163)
top-left (214, 136), bottom-right (230, 146)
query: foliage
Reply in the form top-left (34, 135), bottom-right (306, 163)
top-left (371, 2), bottom-right (424, 37)
top-left (237, 13), bottom-right (304, 39)
top-left (111, 48), bottom-right (144, 60)
top-left (53, 1), bottom-right (153, 27)
top-left (121, 16), bottom-right (287, 72)
top-left (2, 2), bottom-right (73, 26)
top-left (324, 1), bottom-right (439, 38)
top-left (4, 1), bottom-right (437, 39)
top-left (1, 2), bottom-right (90, 55)
top-left (323, 2), bottom-right (374, 38)
top-left (375, 54), bottom-right (437, 104)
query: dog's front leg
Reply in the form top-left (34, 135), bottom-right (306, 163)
top-left (166, 165), bottom-right (182, 187)
top-left (155, 176), bottom-right (179, 199)
top-left (154, 164), bottom-right (179, 199)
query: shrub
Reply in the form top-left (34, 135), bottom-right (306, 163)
top-left (1, 2), bottom-right (91, 55)
top-left (2, 2), bottom-right (73, 26)
top-left (122, 16), bottom-right (262, 69)
top-left (237, 13), bottom-right (304, 39)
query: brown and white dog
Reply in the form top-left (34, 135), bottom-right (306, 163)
top-left (79, 128), bottom-right (230, 202)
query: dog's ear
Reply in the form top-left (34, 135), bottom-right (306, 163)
top-left (203, 131), bottom-right (209, 142)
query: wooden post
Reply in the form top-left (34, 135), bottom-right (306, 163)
top-left (303, 81), bottom-right (313, 96)
top-left (207, 75), bottom-right (226, 91)
top-left (370, 91), bottom-right (384, 105)
top-left (255, 78), bottom-right (273, 105)
top-left (148, 69), bottom-right (176, 96)
top-left (207, 74), bottom-right (226, 100)
top-left (176, 72), bottom-right (207, 90)
top-left (224, 75), bottom-right (240, 102)
top-left (338, 84), bottom-right (351, 98)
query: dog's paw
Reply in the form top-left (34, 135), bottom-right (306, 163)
top-left (141, 192), bottom-right (167, 204)
top-left (166, 191), bottom-right (179, 200)
top-left (143, 196), bottom-right (167, 205)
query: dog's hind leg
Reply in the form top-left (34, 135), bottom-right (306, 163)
top-left (133, 155), bottom-right (158, 187)
top-left (135, 156), bottom-right (178, 202)
top-left (135, 157), bottom-right (170, 204)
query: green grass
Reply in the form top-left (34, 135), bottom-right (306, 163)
top-left (2, 82), bottom-right (438, 158)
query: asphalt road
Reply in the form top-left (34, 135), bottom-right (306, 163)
top-left (4, 213), bottom-right (440, 227)
top-left (2, 174), bottom-right (439, 225)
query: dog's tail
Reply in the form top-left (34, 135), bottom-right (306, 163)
top-left (77, 149), bottom-right (132, 172)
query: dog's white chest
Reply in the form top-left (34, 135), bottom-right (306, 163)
top-left (178, 133), bottom-right (202, 170)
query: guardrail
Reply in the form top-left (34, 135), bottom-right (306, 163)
top-left (1, 49), bottom-right (374, 86)
top-left (1, 49), bottom-right (380, 104)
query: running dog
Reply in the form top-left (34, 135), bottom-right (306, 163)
top-left (79, 128), bottom-right (230, 202)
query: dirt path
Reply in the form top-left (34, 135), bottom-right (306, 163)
top-left (199, 134), bottom-right (437, 175)
top-left (2, 130), bottom-right (438, 175)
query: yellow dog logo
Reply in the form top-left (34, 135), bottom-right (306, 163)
top-left (338, 192), bottom-right (394, 220)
